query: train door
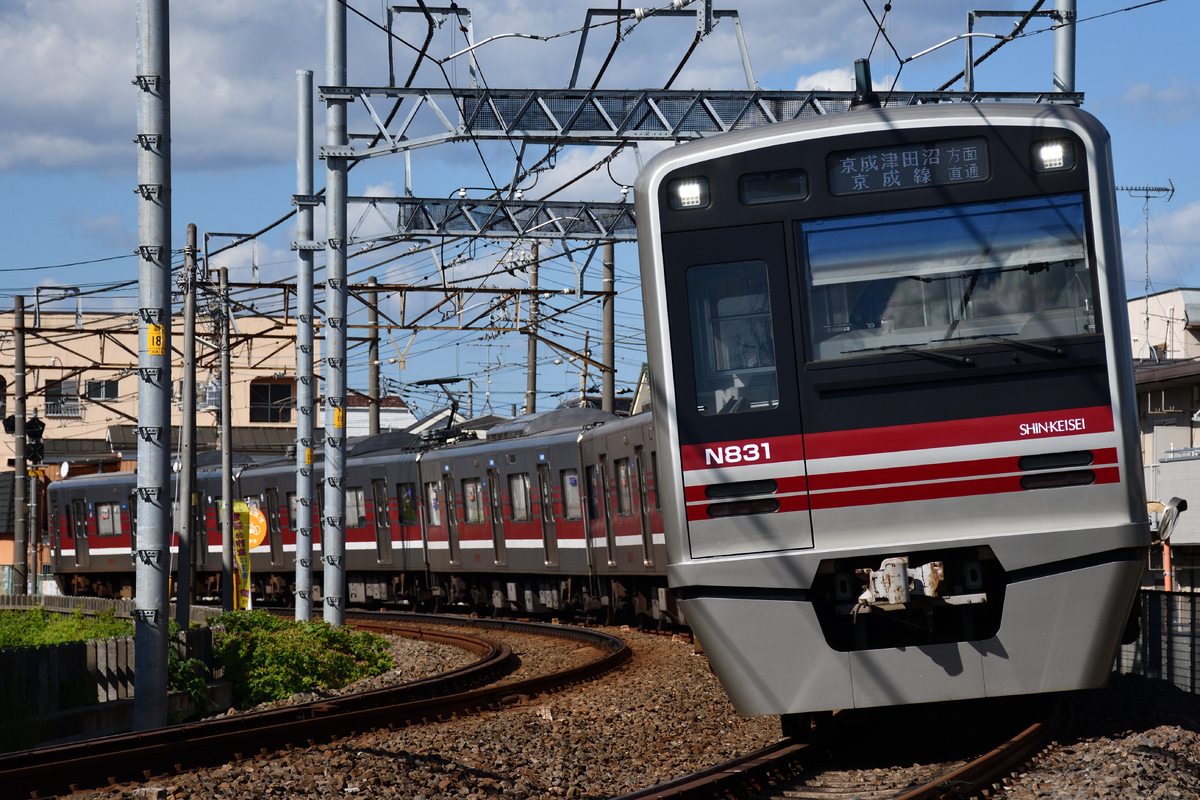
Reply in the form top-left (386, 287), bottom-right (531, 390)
top-left (70, 498), bottom-right (89, 567)
top-left (634, 445), bottom-right (653, 566)
top-left (441, 473), bottom-right (460, 564)
top-left (487, 468), bottom-right (506, 565)
top-left (661, 223), bottom-right (811, 557)
top-left (599, 455), bottom-right (615, 565)
top-left (192, 492), bottom-right (208, 569)
top-left (537, 464), bottom-right (558, 566)
top-left (265, 487), bottom-right (284, 565)
top-left (396, 481), bottom-right (418, 570)
top-left (372, 479), bottom-right (393, 565)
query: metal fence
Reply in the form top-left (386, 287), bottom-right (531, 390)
top-left (1118, 589), bottom-right (1200, 693)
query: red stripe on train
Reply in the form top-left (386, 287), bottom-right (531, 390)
top-left (684, 465), bottom-right (1122, 521)
top-left (679, 406), bottom-right (1115, 472)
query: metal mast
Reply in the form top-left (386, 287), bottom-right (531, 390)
top-left (133, 0), bottom-right (172, 731)
top-left (323, 0), bottom-right (348, 625)
top-left (175, 224), bottom-right (197, 630)
top-left (295, 69), bottom-right (316, 621)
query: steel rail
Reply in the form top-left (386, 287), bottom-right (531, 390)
top-left (613, 698), bottom-right (1064, 800)
top-left (1, 614), bottom-right (629, 800)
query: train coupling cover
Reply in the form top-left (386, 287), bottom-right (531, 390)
top-left (851, 557), bottom-right (986, 612)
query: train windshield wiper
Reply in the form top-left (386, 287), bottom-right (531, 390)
top-left (935, 332), bottom-right (1066, 356)
top-left (841, 342), bottom-right (975, 365)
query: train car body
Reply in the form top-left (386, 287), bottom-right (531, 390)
top-left (634, 103), bottom-right (1147, 717)
top-left (46, 407), bottom-right (675, 625)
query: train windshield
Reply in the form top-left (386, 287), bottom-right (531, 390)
top-left (801, 193), bottom-right (1095, 362)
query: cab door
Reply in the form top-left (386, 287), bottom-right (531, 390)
top-left (660, 223), bottom-right (812, 558)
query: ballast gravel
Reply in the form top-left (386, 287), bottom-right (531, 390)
top-left (63, 628), bottom-right (1200, 800)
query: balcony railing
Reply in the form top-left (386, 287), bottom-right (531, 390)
top-left (45, 397), bottom-right (82, 418)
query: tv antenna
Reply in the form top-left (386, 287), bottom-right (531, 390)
top-left (1118, 181), bottom-right (1174, 360)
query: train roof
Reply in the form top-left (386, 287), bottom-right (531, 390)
top-left (348, 430), bottom-right (422, 457)
top-left (482, 406), bottom-right (619, 441)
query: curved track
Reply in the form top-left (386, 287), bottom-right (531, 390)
top-left (0, 613), bottom-right (629, 800)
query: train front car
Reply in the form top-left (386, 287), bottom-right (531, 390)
top-left (634, 104), bottom-right (1147, 719)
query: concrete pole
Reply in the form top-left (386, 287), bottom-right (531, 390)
top-left (323, 0), bottom-right (348, 625)
top-left (220, 267), bottom-right (234, 612)
top-left (133, 0), bottom-right (172, 731)
top-left (175, 224), bottom-right (197, 630)
top-left (602, 242), bottom-right (615, 413)
top-left (525, 243), bottom-right (539, 414)
top-left (1053, 0), bottom-right (1076, 94)
top-left (295, 69), bottom-right (316, 622)
top-left (12, 297), bottom-right (27, 595)
top-left (368, 276), bottom-right (380, 435)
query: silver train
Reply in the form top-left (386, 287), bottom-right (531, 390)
top-left (47, 407), bottom-right (674, 625)
top-left (634, 103), bottom-right (1148, 725)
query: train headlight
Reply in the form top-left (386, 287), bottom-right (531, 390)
top-left (667, 177), bottom-right (710, 210)
top-left (1033, 139), bottom-right (1075, 172)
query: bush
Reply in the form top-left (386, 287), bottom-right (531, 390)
top-left (212, 610), bottom-right (394, 708)
top-left (0, 606), bottom-right (132, 648)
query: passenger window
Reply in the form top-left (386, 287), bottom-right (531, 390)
top-left (424, 482), bottom-right (442, 527)
top-left (509, 473), bottom-right (531, 522)
top-left (96, 502), bottom-right (121, 536)
top-left (687, 260), bottom-right (779, 415)
top-left (396, 482), bottom-right (418, 525)
top-left (560, 469), bottom-right (582, 520)
top-left (615, 458), bottom-right (633, 516)
top-left (462, 478), bottom-right (484, 524)
top-left (346, 487), bottom-right (366, 529)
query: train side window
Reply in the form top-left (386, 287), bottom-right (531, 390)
top-left (560, 469), bottom-right (582, 520)
top-left (396, 482), bottom-right (418, 525)
top-left (509, 473), bottom-right (531, 522)
top-left (424, 482), bottom-right (442, 527)
top-left (96, 502), bottom-right (121, 536)
top-left (687, 260), bottom-right (779, 415)
top-left (615, 458), bottom-right (634, 516)
top-left (462, 478), bottom-right (485, 524)
top-left (347, 487), bottom-right (366, 529)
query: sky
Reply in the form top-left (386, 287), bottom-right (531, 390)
top-left (1, 0), bottom-right (1197, 417)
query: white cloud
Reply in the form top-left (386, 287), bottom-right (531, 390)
top-left (1122, 201), bottom-right (1200, 289)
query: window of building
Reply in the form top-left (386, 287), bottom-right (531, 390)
top-left (85, 379), bottom-right (120, 401)
top-left (249, 380), bottom-right (294, 423)
top-left (46, 379), bottom-right (81, 418)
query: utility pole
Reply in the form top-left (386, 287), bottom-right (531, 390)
top-left (1118, 182), bottom-right (1175, 360)
top-left (525, 243), bottom-right (539, 415)
top-left (602, 241), bottom-right (615, 413)
top-left (368, 276), bottom-right (380, 435)
top-left (133, 0), bottom-right (172, 731)
top-left (295, 68), bottom-right (316, 622)
top-left (175, 224), bottom-right (198, 630)
top-left (1053, 0), bottom-right (1076, 94)
top-left (323, 0), bottom-right (349, 625)
top-left (219, 267), bottom-right (234, 611)
top-left (13, 297), bottom-right (27, 595)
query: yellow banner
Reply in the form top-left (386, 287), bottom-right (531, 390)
top-left (231, 500), bottom-right (251, 610)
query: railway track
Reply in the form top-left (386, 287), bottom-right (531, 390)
top-left (0, 612), bottom-right (629, 800)
top-left (616, 695), bottom-right (1065, 800)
